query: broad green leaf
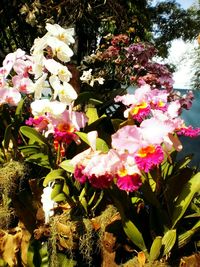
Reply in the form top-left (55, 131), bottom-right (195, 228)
top-left (162, 229), bottom-right (176, 256)
top-left (43, 169), bottom-right (65, 186)
top-left (26, 153), bottom-right (51, 169)
top-left (60, 159), bottom-right (74, 173)
top-left (172, 172), bottom-right (200, 228)
top-left (178, 220), bottom-right (200, 248)
top-left (51, 183), bottom-right (63, 199)
top-left (165, 167), bottom-right (194, 205)
top-left (122, 217), bottom-right (146, 251)
top-left (96, 137), bottom-right (109, 152)
top-left (149, 236), bottom-right (162, 261)
top-left (19, 145), bottom-right (41, 156)
top-left (86, 106), bottom-right (99, 124)
top-left (74, 92), bottom-right (97, 106)
top-left (53, 193), bottom-right (66, 202)
top-left (3, 124), bottom-right (13, 149)
top-left (20, 126), bottom-right (48, 145)
top-left (76, 132), bottom-right (109, 152)
top-left (174, 154), bottom-right (193, 172)
top-left (111, 190), bottom-right (146, 251)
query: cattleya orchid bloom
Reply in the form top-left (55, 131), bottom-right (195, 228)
top-left (115, 84), bottom-right (168, 122)
top-left (112, 125), bottom-right (165, 173)
top-left (71, 131), bottom-right (143, 192)
top-left (71, 131), bottom-right (120, 188)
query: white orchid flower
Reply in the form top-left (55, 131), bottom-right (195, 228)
top-left (58, 82), bottom-right (78, 104)
top-left (44, 59), bottom-right (72, 83)
top-left (80, 69), bottom-right (105, 87)
top-left (46, 37), bottom-right (74, 62)
top-left (41, 183), bottom-right (56, 224)
top-left (46, 23), bottom-right (75, 45)
top-left (31, 99), bottom-right (66, 116)
top-left (32, 73), bottom-right (49, 99)
top-left (49, 75), bottom-right (77, 103)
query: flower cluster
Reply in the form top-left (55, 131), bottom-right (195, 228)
top-left (70, 84), bottom-right (200, 192)
top-left (81, 33), bottom-right (174, 91)
top-left (0, 23), bottom-right (88, 157)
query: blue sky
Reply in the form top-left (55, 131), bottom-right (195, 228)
top-left (151, 0), bottom-right (196, 9)
top-left (152, 0), bottom-right (198, 89)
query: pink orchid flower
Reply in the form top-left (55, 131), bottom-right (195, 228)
top-left (0, 87), bottom-right (21, 106)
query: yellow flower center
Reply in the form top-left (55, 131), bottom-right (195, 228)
top-left (57, 123), bottom-right (74, 133)
top-left (137, 145), bottom-right (155, 158)
top-left (131, 101), bottom-right (148, 115)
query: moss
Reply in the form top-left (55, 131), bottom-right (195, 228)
top-left (79, 218), bottom-right (94, 266)
top-left (0, 161), bottom-right (26, 228)
top-left (97, 205), bottom-right (118, 243)
top-left (49, 217), bottom-right (58, 267)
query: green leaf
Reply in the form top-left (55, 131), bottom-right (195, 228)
top-left (86, 106), bottom-right (99, 124)
top-left (178, 220), bottom-right (200, 248)
top-left (110, 189), bottom-right (146, 251)
top-left (162, 229), bottom-right (176, 256)
top-left (20, 126), bottom-right (48, 145)
top-left (74, 92), bottom-right (97, 106)
top-left (3, 124), bottom-right (13, 149)
top-left (76, 132), bottom-right (109, 152)
top-left (57, 253), bottom-right (76, 267)
top-left (60, 160), bottom-right (74, 173)
top-left (25, 153), bottom-right (51, 169)
top-left (122, 218), bottom-right (147, 251)
top-left (172, 172), bottom-right (200, 228)
top-left (149, 236), bottom-right (162, 261)
top-left (89, 98), bottom-right (103, 105)
top-left (53, 193), bottom-right (66, 202)
top-left (43, 169), bottom-right (65, 186)
top-left (15, 98), bottom-right (25, 116)
top-left (51, 183), bottom-right (63, 200)
top-left (19, 145), bottom-right (41, 156)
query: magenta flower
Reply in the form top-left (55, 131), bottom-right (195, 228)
top-left (177, 126), bottom-right (200, 137)
top-left (135, 145), bottom-right (164, 172)
top-left (129, 101), bottom-right (151, 122)
top-left (116, 173), bottom-right (142, 192)
top-left (88, 173), bottom-right (114, 189)
top-left (25, 116), bottom-right (49, 132)
top-left (74, 165), bottom-right (88, 184)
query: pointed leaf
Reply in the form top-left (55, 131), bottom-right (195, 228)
top-left (162, 229), bottom-right (176, 256)
top-left (178, 220), bottom-right (200, 248)
top-left (26, 153), bottom-right (51, 169)
top-left (149, 236), bottom-right (162, 261)
top-left (122, 218), bottom-right (147, 251)
top-left (3, 124), bottom-right (13, 149)
top-left (43, 169), bottom-right (65, 186)
top-left (20, 126), bottom-right (48, 145)
top-left (60, 160), bottom-right (74, 173)
top-left (172, 172), bottom-right (200, 228)
top-left (86, 107), bottom-right (99, 124)
top-left (76, 132), bottom-right (109, 152)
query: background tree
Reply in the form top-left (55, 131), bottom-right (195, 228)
top-left (0, 0), bottom-right (199, 63)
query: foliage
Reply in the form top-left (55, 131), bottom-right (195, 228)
top-left (0, 23), bottom-right (199, 267)
top-left (0, 0), bottom-right (200, 63)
